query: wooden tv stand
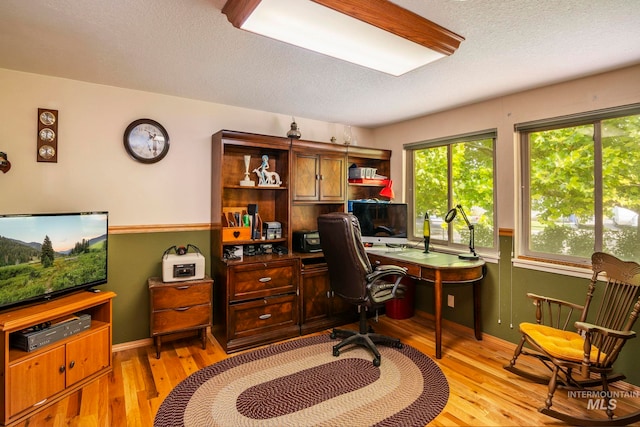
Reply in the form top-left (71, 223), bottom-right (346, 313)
top-left (0, 290), bottom-right (116, 426)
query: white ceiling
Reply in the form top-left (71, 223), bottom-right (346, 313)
top-left (1, 0), bottom-right (639, 128)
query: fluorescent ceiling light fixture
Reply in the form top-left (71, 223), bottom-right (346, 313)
top-left (222, 0), bottom-right (464, 76)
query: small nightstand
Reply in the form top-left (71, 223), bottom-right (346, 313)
top-left (148, 276), bottom-right (213, 359)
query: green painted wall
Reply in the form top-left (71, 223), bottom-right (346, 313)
top-left (104, 230), bottom-right (211, 345)
top-left (415, 235), bottom-right (640, 386)
top-left (106, 230), bottom-right (640, 386)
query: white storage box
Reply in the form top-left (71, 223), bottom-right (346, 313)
top-left (162, 253), bottom-right (205, 282)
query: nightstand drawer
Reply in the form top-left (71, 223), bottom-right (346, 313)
top-left (229, 260), bottom-right (298, 301)
top-left (151, 304), bottom-right (211, 335)
top-left (151, 282), bottom-right (211, 310)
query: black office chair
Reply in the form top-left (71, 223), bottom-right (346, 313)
top-left (317, 212), bottom-right (407, 366)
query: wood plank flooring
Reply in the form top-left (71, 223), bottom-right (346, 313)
top-left (13, 313), bottom-right (640, 426)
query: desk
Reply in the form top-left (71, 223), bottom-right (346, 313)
top-left (367, 249), bottom-right (485, 359)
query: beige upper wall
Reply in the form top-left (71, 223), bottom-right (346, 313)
top-left (2, 65), bottom-right (639, 228)
top-left (0, 68), bottom-right (373, 225)
top-left (371, 64), bottom-right (640, 230)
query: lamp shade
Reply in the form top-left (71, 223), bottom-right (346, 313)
top-left (379, 179), bottom-right (394, 199)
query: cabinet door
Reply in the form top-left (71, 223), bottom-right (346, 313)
top-left (319, 155), bottom-right (345, 201)
top-left (331, 291), bottom-right (354, 318)
top-left (293, 153), bottom-right (320, 201)
top-left (65, 327), bottom-right (111, 387)
top-left (301, 267), bottom-right (331, 324)
top-left (9, 346), bottom-right (65, 417)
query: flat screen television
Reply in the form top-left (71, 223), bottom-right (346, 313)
top-left (351, 202), bottom-right (408, 245)
top-left (0, 211), bottom-right (108, 311)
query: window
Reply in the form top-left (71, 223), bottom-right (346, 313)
top-left (519, 105), bottom-right (640, 264)
top-left (405, 130), bottom-right (496, 253)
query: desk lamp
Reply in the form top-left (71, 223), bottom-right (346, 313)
top-left (423, 211), bottom-right (430, 253)
top-left (444, 204), bottom-right (479, 260)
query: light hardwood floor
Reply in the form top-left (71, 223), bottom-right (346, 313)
top-left (13, 313), bottom-right (640, 426)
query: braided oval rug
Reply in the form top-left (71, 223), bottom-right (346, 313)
top-left (154, 334), bottom-right (449, 427)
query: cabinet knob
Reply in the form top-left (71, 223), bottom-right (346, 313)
top-left (174, 307), bottom-right (190, 311)
top-left (59, 365), bottom-right (66, 373)
top-left (69, 360), bottom-right (75, 369)
top-left (176, 285), bottom-right (190, 290)
top-left (259, 277), bottom-right (272, 283)
top-left (259, 313), bottom-right (272, 320)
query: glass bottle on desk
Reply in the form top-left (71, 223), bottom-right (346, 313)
top-left (423, 212), bottom-right (431, 253)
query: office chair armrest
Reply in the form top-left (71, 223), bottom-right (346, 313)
top-left (367, 266), bottom-right (407, 302)
top-left (526, 292), bottom-right (584, 330)
top-left (369, 265), bottom-right (407, 277)
top-left (366, 265), bottom-right (407, 285)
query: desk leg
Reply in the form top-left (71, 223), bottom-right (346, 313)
top-left (473, 280), bottom-right (483, 340)
top-left (434, 270), bottom-right (442, 359)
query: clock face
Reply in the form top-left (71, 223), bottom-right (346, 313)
top-left (38, 144), bottom-right (56, 160)
top-left (39, 128), bottom-right (55, 142)
top-left (39, 111), bottom-right (56, 126)
top-left (123, 119), bottom-right (170, 163)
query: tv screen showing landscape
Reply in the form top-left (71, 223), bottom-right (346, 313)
top-left (0, 212), bottom-right (108, 310)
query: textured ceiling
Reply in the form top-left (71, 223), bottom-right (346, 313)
top-left (1, 0), bottom-right (639, 128)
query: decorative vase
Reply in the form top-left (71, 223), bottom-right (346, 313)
top-left (240, 154), bottom-right (255, 186)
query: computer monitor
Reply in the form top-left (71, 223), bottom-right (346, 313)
top-left (351, 202), bottom-right (408, 245)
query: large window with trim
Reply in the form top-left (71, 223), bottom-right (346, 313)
top-left (519, 105), bottom-right (640, 264)
top-left (405, 130), bottom-right (497, 253)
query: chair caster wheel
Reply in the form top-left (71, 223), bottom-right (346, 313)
top-left (394, 342), bottom-right (403, 349)
top-left (330, 332), bottom-right (337, 339)
top-left (373, 358), bottom-right (381, 367)
top-left (333, 348), bottom-right (340, 357)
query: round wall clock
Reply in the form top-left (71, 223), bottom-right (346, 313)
top-left (123, 118), bottom-right (170, 164)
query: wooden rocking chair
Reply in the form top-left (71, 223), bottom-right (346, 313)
top-left (505, 252), bottom-right (640, 426)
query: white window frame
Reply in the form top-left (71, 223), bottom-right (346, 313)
top-left (405, 129), bottom-right (498, 257)
top-left (515, 103), bottom-right (640, 272)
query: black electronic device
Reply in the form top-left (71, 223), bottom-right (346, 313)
top-left (293, 230), bottom-right (322, 253)
top-left (11, 314), bottom-right (92, 352)
top-left (273, 245), bottom-right (288, 255)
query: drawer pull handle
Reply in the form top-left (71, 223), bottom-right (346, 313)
top-left (176, 286), bottom-right (190, 290)
top-left (174, 307), bottom-right (191, 311)
top-left (259, 314), bottom-right (272, 320)
top-left (259, 277), bottom-right (272, 283)
top-left (34, 398), bottom-right (47, 407)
